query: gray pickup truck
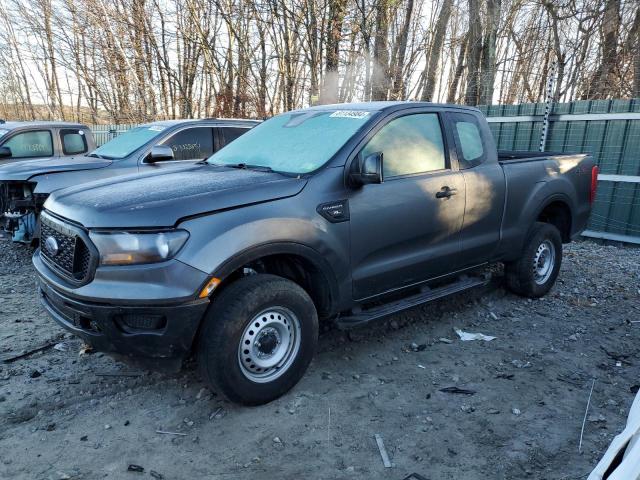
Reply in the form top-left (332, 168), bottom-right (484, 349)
top-left (33, 102), bottom-right (598, 405)
top-left (0, 121), bottom-right (95, 165)
top-left (0, 119), bottom-right (257, 243)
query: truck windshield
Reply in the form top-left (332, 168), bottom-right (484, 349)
top-left (207, 110), bottom-right (375, 174)
top-left (90, 125), bottom-right (167, 159)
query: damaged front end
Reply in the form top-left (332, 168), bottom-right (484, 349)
top-left (0, 181), bottom-right (43, 244)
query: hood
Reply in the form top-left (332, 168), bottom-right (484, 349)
top-left (45, 164), bottom-right (307, 228)
top-left (0, 156), bottom-right (111, 181)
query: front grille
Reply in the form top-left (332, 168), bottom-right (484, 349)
top-left (40, 213), bottom-right (94, 283)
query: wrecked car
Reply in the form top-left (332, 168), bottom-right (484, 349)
top-left (0, 119), bottom-right (258, 243)
top-left (0, 121), bottom-right (95, 242)
top-left (33, 102), bottom-right (597, 405)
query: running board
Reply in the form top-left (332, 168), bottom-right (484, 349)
top-left (336, 275), bottom-right (489, 329)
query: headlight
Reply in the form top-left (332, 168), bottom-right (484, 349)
top-left (89, 230), bottom-right (189, 266)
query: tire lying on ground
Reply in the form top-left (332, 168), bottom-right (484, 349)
top-left (505, 221), bottom-right (563, 298)
top-left (197, 274), bottom-right (319, 405)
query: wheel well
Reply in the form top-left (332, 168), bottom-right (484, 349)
top-left (537, 201), bottom-right (572, 242)
top-left (221, 254), bottom-right (334, 319)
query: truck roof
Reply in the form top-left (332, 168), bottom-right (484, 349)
top-left (0, 120), bottom-right (90, 130)
top-left (300, 101), bottom-right (481, 114)
top-left (147, 119), bottom-right (261, 128)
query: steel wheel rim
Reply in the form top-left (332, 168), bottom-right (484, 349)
top-left (237, 307), bottom-right (301, 383)
top-left (533, 240), bottom-right (555, 285)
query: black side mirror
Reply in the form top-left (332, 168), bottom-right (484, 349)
top-left (0, 146), bottom-right (12, 159)
top-left (148, 145), bottom-right (174, 163)
top-left (349, 152), bottom-right (383, 187)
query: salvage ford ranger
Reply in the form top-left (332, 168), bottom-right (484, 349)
top-left (0, 119), bottom-right (257, 243)
top-left (33, 102), bottom-right (598, 405)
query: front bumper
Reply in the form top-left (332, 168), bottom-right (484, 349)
top-left (34, 247), bottom-right (211, 360)
top-left (38, 277), bottom-right (209, 359)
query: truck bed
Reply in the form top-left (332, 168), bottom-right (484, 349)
top-left (498, 150), bottom-right (570, 163)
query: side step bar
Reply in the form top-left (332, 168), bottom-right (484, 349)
top-left (336, 275), bottom-right (489, 329)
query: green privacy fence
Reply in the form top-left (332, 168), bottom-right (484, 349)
top-left (92, 124), bottom-right (136, 146)
top-left (479, 99), bottom-right (640, 244)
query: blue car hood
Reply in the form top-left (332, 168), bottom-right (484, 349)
top-left (45, 164), bottom-right (307, 228)
top-left (0, 156), bottom-right (111, 181)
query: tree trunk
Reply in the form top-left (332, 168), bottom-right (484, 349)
top-left (464, 0), bottom-right (482, 105)
top-left (479, 0), bottom-right (500, 105)
top-left (371, 0), bottom-right (390, 101)
top-left (390, 0), bottom-right (415, 99)
top-left (322, 0), bottom-right (347, 104)
top-left (447, 33), bottom-right (468, 103)
top-left (421, 0), bottom-right (453, 101)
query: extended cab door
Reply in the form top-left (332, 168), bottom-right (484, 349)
top-left (348, 111), bottom-right (466, 300)
top-left (445, 111), bottom-right (506, 268)
top-left (0, 129), bottom-right (55, 164)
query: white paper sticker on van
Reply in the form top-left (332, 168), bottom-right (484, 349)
top-left (329, 111), bottom-right (370, 119)
top-left (148, 126), bottom-right (166, 132)
top-left (0, 129), bottom-right (9, 138)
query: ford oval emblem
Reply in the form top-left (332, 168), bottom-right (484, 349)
top-left (44, 236), bottom-right (59, 256)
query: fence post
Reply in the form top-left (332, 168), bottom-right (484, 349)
top-left (539, 60), bottom-right (556, 152)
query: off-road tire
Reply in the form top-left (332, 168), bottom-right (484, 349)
top-left (505, 222), bottom-right (563, 298)
top-left (197, 274), bottom-right (318, 405)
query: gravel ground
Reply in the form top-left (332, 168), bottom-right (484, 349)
top-left (1, 240), bottom-right (639, 480)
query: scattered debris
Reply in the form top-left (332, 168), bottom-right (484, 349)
top-left (631, 385), bottom-right (639, 394)
top-left (438, 338), bottom-right (453, 344)
top-left (209, 407), bottom-right (225, 420)
top-left (409, 343), bottom-right (427, 352)
top-left (155, 430), bottom-right (187, 436)
top-left (29, 370), bottom-right (42, 378)
top-left (600, 346), bottom-right (632, 366)
top-left (53, 342), bottom-right (68, 352)
top-left (150, 471), bottom-right (164, 480)
top-left (439, 386), bottom-right (476, 395)
top-left (495, 373), bottom-right (514, 380)
top-left (1, 340), bottom-right (58, 363)
top-left (127, 464), bottom-right (144, 473)
top-left (95, 371), bottom-right (143, 377)
top-left (511, 359), bottom-right (532, 369)
top-left (273, 436), bottom-right (282, 444)
top-left (374, 434), bottom-right (392, 468)
top-left (417, 364), bottom-right (426, 369)
top-left (454, 328), bottom-right (496, 342)
top-left (79, 344), bottom-right (94, 356)
top-left (579, 379), bottom-right (596, 453)
top-left (512, 408), bottom-right (521, 416)
top-left (489, 312), bottom-right (498, 320)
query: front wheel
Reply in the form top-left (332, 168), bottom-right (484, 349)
top-left (197, 274), bottom-right (318, 405)
top-left (505, 222), bottom-right (563, 298)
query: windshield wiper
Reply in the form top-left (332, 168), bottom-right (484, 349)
top-left (87, 152), bottom-right (113, 160)
top-left (214, 162), bottom-right (274, 172)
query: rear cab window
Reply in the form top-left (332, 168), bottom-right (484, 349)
top-left (220, 127), bottom-right (250, 147)
top-left (161, 127), bottom-right (214, 161)
top-left (449, 113), bottom-right (487, 169)
top-left (60, 129), bottom-right (89, 155)
top-left (1, 130), bottom-right (53, 158)
top-left (360, 113), bottom-right (447, 178)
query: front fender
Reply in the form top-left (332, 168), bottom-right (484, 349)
top-left (176, 200), bottom-right (351, 311)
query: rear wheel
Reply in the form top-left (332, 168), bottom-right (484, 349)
top-left (505, 222), bottom-right (562, 298)
top-left (197, 274), bottom-right (318, 405)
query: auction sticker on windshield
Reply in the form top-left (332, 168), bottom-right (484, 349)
top-left (329, 111), bottom-right (370, 119)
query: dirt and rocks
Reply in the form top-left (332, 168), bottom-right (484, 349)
top-left (1, 239), bottom-right (639, 480)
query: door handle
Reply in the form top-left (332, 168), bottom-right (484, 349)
top-left (435, 186), bottom-right (456, 199)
